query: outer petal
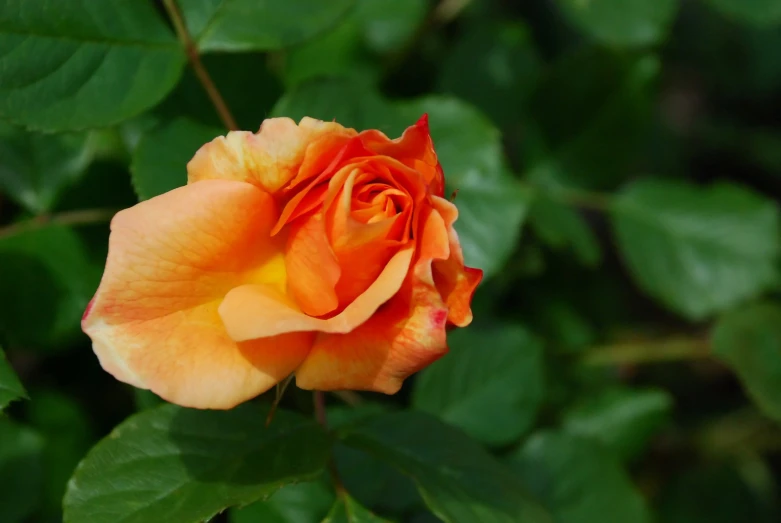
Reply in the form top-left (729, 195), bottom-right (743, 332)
top-left (434, 263), bottom-right (482, 327)
top-left (291, 198), bottom-right (471, 393)
top-left (187, 117), bottom-right (354, 194)
top-left (430, 196), bottom-right (482, 326)
top-left (218, 246), bottom-right (414, 340)
top-left (294, 263), bottom-right (449, 393)
top-left (82, 180), bottom-right (312, 409)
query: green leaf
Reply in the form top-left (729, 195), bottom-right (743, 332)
top-left (0, 0), bottom-right (186, 131)
top-left (335, 443), bottom-right (422, 514)
top-left (182, 0), bottom-right (356, 52)
top-left (272, 77), bottom-right (404, 135)
top-left (355, 0), bottom-right (427, 54)
top-left (712, 302), bottom-right (781, 422)
top-left (0, 123), bottom-right (93, 213)
top-left (0, 418), bottom-right (45, 523)
top-left (323, 493), bottom-right (391, 523)
top-left (526, 51), bottom-right (658, 189)
top-left (63, 403), bottom-right (331, 523)
top-left (508, 431), bottom-right (651, 523)
top-left (231, 480), bottom-right (334, 523)
top-left (528, 196), bottom-right (602, 267)
top-left (329, 404), bottom-right (422, 514)
top-left (131, 118), bottom-right (224, 200)
top-left (555, 0), bottom-right (678, 47)
top-left (412, 324), bottom-right (545, 446)
top-left (338, 411), bottom-right (551, 523)
top-left (399, 96), bottom-right (531, 277)
top-left (0, 348), bottom-right (26, 410)
top-left (280, 0), bottom-right (421, 88)
top-left (527, 298), bottom-right (598, 354)
top-left (562, 387), bottom-right (673, 461)
top-left (702, 0), bottom-right (781, 27)
top-left (334, 439), bottom-right (421, 514)
top-left (281, 17), bottom-right (379, 88)
top-left (0, 224), bottom-right (101, 350)
top-left (611, 180), bottom-right (780, 320)
top-left (134, 389), bottom-right (166, 411)
top-left (328, 403), bottom-right (391, 429)
top-left (293, 25), bottom-right (380, 87)
top-left (438, 22), bottom-right (542, 128)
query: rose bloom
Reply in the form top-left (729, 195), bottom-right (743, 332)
top-left (82, 115), bottom-right (482, 409)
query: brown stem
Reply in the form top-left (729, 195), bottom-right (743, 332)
top-left (314, 391), bottom-right (346, 494)
top-left (265, 374), bottom-right (295, 427)
top-left (162, 0), bottom-right (238, 131)
top-left (0, 208), bottom-right (117, 240)
top-left (331, 390), bottom-right (363, 407)
top-left (582, 337), bottom-right (711, 366)
top-left (553, 186), bottom-right (613, 212)
top-left (314, 390), bottom-right (328, 426)
top-left (433, 0), bottom-right (473, 23)
top-left (519, 182), bottom-right (613, 213)
top-left (696, 407), bottom-right (781, 456)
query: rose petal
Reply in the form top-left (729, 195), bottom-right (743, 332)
top-left (326, 167), bottom-right (408, 305)
top-left (322, 156), bottom-right (427, 245)
top-left (82, 180), bottom-right (311, 409)
top-left (358, 114), bottom-right (445, 197)
top-left (218, 246), bottom-right (414, 340)
top-left (294, 265), bottom-right (449, 393)
top-left (431, 196), bottom-right (482, 326)
top-left (417, 203), bottom-right (451, 262)
top-left (272, 137), bottom-right (375, 235)
top-left (283, 129), bottom-right (365, 193)
top-left (187, 117), bottom-right (354, 194)
top-left (88, 306), bottom-right (315, 409)
top-left (285, 212), bottom-right (341, 316)
top-left (433, 262), bottom-right (482, 327)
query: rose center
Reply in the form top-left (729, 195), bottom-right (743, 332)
top-left (352, 181), bottom-right (408, 224)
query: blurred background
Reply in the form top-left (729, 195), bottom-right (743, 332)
top-left (2, 0), bottom-right (781, 521)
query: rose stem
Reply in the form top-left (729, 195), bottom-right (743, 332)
top-left (162, 0), bottom-right (239, 131)
top-left (265, 374), bottom-right (295, 427)
top-left (0, 208), bottom-right (117, 240)
top-left (314, 391), bottom-right (347, 494)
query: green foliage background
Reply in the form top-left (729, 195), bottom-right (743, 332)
top-left (2, 0), bottom-right (781, 521)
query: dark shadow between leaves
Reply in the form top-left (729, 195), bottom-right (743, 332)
top-left (0, 252), bottom-right (62, 349)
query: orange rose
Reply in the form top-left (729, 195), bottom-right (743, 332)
top-left (81, 115), bottom-right (482, 409)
